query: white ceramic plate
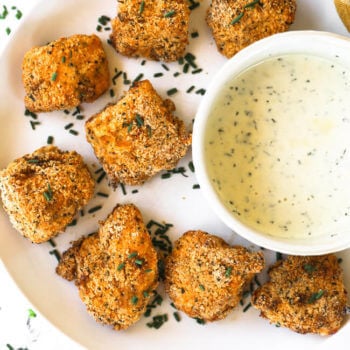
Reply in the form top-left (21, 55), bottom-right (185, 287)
top-left (0, 0), bottom-right (349, 349)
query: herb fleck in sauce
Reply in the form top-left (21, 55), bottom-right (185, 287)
top-left (205, 54), bottom-right (350, 239)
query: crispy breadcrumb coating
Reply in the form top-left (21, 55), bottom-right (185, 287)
top-left (164, 230), bottom-right (264, 321)
top-left (85, 79), bottom-right (191, 186)
top-left (22, 34), bottom-right (110, 112)
top-left (0, 146), bottom-right (94, 243)
top-left (110, 0), bottom-right (190, 61)
top-left (251, 254), bottom-right (348, 335)
top-left (56, 204), bottom-right (159, 330)
top-left (207, 0), bottom-right (296, 57)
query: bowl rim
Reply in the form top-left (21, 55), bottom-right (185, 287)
top-left (192, 30), bottom-right (350, 255)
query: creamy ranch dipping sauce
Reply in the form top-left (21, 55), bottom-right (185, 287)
top-left (205, 54), bottom-right (350, 239)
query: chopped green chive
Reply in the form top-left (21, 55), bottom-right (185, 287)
top-left (230, 12), bottom-right (244, 25)
top-left (51, 72), bottom-right (58, 81)
top-left (97, 191), bottom-right (109, 198)
top-left (131, 295), bottom-right (139, 305)
top-left (188, 161), bottom-right (195, 172)
top-left (61, 56), bottom-right (66, 63)
top-left (120, 183), bottom-right (127, 195)
top-left (6, 27), bottom-right (11, 35)
top-left (173, 312), bottom-right (181, 322)
top-left (43, 184), bottom-right (53, 201)
top-left (30, 120), bottom-right (40, 130)
top-left (64, 122), bottom-right (74, 130)
top-left (192, 184), bottom-right (200, 189)
top-left (135, 114), bottom-right (144, 127)
top-left (143, 291), bottom-right (150, 298)
top-left (167, 88), bottom-right (178, 96)
top-left (96, 171), bottom-right (106, 183)
top-left (189, 1), bottom-right (200, 10)
top-left (196, 88), bottom-right (206, 95)
top-left (184, 52), bottom-right (197, 68)
top-left (308, 289), bottom-right (324, 304)
top-left (88, 205), bottom-right (102, 214)
top-left (183, 63), bottom-right (190, 73)
top-left (128, 252), bottom-right (138, 259)
top-left (98, 15), bottom-right (111, 25)
top-left (192, 68), bottom-right (203, 74)
top-left (145, 268), bottom-right (153, 273)
top-left (135, 259), bottom-right (144, 266)
top-left (161, 63), bottom-right (169, 71)
top-left (154, 72), bottom-right (163, 78)
top-left (139, 0), bottom-right (145, 14)
top-left (161, 172), bottom-right (172, 179)
top-left (48, 238), bottom-right (56, 247)
top-left (28, 308), bottom-right (37, 318)
top-left (225, 266), bottom-right (233, 277)
top-left (117, 262), bottom-right (125, 271)
top-left (243, 302), bottom-right (252, 312)
top-left (191, 31), bottom-right (199, 38)
top-left (0, 5), bottom-right (9, 19)
top-left (27, 158), bottom-right (40, 164)
top-left (67, 219), bottom-right (77, 227)
top-left (133, 73), bottom-right (144, 83)
top-left (49, 249), bottom-right (61, 262)
top-left (164, 10), bottom-right (176, 18)
top-left (186, 85), bottom-right (195, 93)
top-left (303, 263), bottom-right (316, 273)
top-left (146, 314), bottom-right (168, 329)
top-left (244, 0), bottom-right (261, 9)
top-left (47, 135), bottom-right (54, 144)
top-left (199, 284), bottom-right (205, 291)
top-left (15, 9), bottom-right (22, 20)
top-left (25, 108), bottom-right (37, 118)
top-left (195, 317), bottom-right (206, 325)
top-left (69, 129), bottom-right (79, 135)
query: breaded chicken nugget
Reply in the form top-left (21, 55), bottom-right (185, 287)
top-left (251, 254), bottom-right (348, 335)
top-left (0, 146), bottom-right (94, 243)
top-left (22, 34), bottom-right (110, 112)
top-left (110, 0), bottom-right (190, 61)
top-left (164, 230), bottom-right (264, 321)
top-left (85, 80), bottom-right (191, 186)
top-left (207, 0), bottom-right (296, 57)
top-left (56, 204), bottom-right (159, 330)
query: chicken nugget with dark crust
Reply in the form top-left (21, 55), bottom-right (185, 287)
top-left (110, 0), bottom-right (190, 61)
top-left (251, 254), bottom-right (348, 335)
top-left (56, 203), bottom-right (159, 330)
top-left (85, 79), bottom-right (191, 186)
top-left (164, 230), bottom-right (264, 322)
top-left (207, 0), bottom-right (296, 58)
top-left (0, 146), bottom-right (94, 243)
top-left (22, 34), bottom-right (110, 112)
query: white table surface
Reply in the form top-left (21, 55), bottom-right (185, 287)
top-left (1, 1), bottom-right (350, 349)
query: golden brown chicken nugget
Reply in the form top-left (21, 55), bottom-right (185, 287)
top-left (22, 34), bottom-right (110, 112)
top-left (110, 0), bottom-right (190, 61)
top-left (0, 146), bottom-right (94, 243)
top-left (207, 0), bottom-right (296, 57)
top-left (56, 203), bottom-right (159, 330)
top-left (251, 254), bottom-right (348, 335)
top-left (85, 79), bottom-right (191, 186)
top-left (164, 230), bottom-right (264, 321)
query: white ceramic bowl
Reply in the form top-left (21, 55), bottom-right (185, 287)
top-left (193, 30), bottom-right (350, 255)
